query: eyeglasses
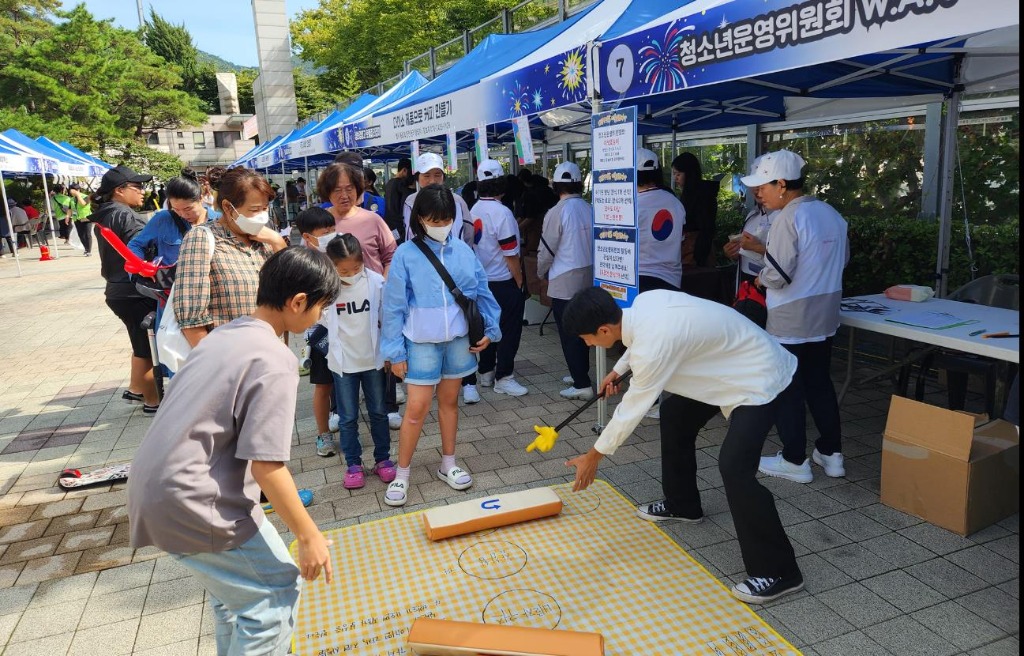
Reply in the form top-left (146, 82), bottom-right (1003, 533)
top-left (332, 186), bottom-right (357, 195)
top-left (124, 183), bottom-right (145, 191)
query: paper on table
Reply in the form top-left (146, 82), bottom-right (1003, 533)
top-left (885, 310), bottom-right (980, 330)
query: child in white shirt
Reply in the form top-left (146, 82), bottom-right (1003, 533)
top-left (322, 234), bottom-right (394, 489)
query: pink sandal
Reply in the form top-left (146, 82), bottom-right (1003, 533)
top-left (343, 465), bottom-right (365, 489)
top-left (373, 460), bottom-right (397, 483)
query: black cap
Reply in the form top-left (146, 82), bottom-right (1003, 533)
top-left (97, 165), bottom-right (153, 194)
top-left (69, 182), bottom-right (81, 191)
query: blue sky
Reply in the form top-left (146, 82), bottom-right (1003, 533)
top-left (77, 0), bottom-right (320, 68)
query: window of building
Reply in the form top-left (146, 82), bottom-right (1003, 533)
top-left (178, 143), bottom-right (186, 150)
top-left (146, 133), bottom-right (159, 145)
top-left (177, 131), bottom-right (184, 138)
top-left (213, 131), bottom-right (241, 148)
top-left (193, 132), bottom-right (206, 149)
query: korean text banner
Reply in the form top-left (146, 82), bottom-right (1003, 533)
top-left (598, 0), bottom-right (1016, 102)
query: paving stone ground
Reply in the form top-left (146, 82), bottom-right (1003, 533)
top-left (0, 244), bottom-right (1018, 655)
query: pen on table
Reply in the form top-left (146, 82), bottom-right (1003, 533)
top-left (981, 332), bottom-right (1019, 339)
top-left (968, 329), bottom-right (986, 336)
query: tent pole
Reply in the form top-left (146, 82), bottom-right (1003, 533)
top-left (304, 156), bottom-right (309, 210)
top-left (281, 162), bottom-right (290, 226)
top-left (40, 173), bottom-right (59, 259)
top-left (935, 88), bottom-right (962, 298)
top-left (587, 38), bottom-right (607, 432)
top-left (0, 176), bottom-right (23, 276)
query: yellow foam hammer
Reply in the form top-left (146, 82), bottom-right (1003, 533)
top-left (526, 371), bottom-right (632, 453)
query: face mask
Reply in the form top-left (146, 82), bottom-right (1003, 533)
top-left (230, 205), bottom-right (269, 235)
top-left (339, 270), bottom-right (364, 286)
top-left (315, 233), bottom-right (336, 252)
top-left (424, 223), bottom-right (452, 243)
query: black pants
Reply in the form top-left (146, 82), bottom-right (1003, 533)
top-left (776, 338), bottom-right (842, 464)
top-left (661, 392), bottom-right (800, 579)
top-left (552, 297), bottom-right (591, 389)
top-left (478, 279), bottom-right (525, 380)
top-left (74, 220), bottom-right (92, 254)
top-left (384, 370), bottom-right (399, 413)
top-left (639, 275), bottom-right (681, 293)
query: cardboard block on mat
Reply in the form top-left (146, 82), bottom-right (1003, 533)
top-left (422, 487), bottom-right (562, 541)
top-left (882, 395), bottom-right (1019, 536)
top-left (407, 617), bottom-right (604, 656)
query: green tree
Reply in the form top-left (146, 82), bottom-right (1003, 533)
top-left (0, 0), bottom-right (58, 61)
top-left (144, 8), bottom-right (220, 113)
top-left (104, 137), bottom-right (186, 182)
top-left (291, 0), bottom-right (538, 94)
top-left (0, 5), bottom-right (204, 146)
top-left (293, 68), bottom-right (335, 121)
top-left (235, 67), bottom-right (258, 115)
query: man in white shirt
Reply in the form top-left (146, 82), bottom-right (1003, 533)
top-left (562, 287), bottom-right (804, 605)
top-left (636, 148), bottom-right (685, 292)
top-left (469, 159), bottom-right (529, 397)
top-left (402, 152), bottom-right (473, 246)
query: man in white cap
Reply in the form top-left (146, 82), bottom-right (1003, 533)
top-left (537, 162), bottom-right (595, 400)
top-left (402, 152), bottom-right (472, 246)
top-left (468, 159), bottom-right (529, 397)
top-left (741, 149), bottom-right (849, 485)
top-left (636, 147), bottom-right (686, 419)
top-left (636, 147), bottom-right (685, 293)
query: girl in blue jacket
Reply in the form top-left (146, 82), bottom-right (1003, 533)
top-left (381, 185), bottom-right (501, 506)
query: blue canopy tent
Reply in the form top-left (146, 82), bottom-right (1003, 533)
top-left (58, 141), bottom-right (114, 170)
top-left (36, 137), bottom-right (110, 177)
top-left (0, 142), bottom-right (46, 275)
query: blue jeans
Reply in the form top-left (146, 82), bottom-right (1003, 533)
top-left (333, 368), bottom-right (391, 467)
top-left (172, 520), bottom-right (301, 656)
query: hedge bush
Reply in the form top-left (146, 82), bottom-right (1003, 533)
top-left (715, 199), bottom-right (1019, 296)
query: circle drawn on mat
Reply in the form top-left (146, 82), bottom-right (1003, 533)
top-left (458, 541), bottom-right (528, 580)
top-left (607, 44), bottom-right (635, 94)
top-left (482, 589), bottom-right (562, 630)
top-left (555, 487), bottom-right (601, 516)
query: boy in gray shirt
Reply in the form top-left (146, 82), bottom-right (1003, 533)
top-left (128, 247), bottom-right (342, 654)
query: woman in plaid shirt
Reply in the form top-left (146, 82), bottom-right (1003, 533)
top-left (174, 168), bottom-right (289, 348)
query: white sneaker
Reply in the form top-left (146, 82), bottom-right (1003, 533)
top-left (328, 413), bottom-right (340, 433)
top-left (758, 451), bottom-right (813, 484)
top-left (562, 375), bottom-right (574, 385)
top-left (388, 412), bottom-right (403, 430)
top-left (560, 386), bottom-right (595, 401)
top-left (493, 375), bottom-right (528, 397)
top-left (395, 384), bottom-right (406, 405)
top-left (478, 371), bottom-right (496, 387)
top-left (812, 449), bottom-right (846, 478)
top-left (645, 405), bottom-right (660, 420)
top-left (462, 384), bottom-right (481, 404)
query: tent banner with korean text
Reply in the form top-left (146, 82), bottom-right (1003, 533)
top-left (597, 0), bottom-right (1015, 103)
top-left (591, 106), bottom-right (638, 309)
top-left (336, 46), bottom-right (588, 150)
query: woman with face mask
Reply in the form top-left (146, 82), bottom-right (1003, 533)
top-left (173, 167), bottom-right (288, 348)
top-left (379, 185), bottom-right (502, 507)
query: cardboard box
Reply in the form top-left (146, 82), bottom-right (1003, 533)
top-left (881, 395), bottom-right (1019, 536)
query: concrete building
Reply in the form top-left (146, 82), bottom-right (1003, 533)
top-left (144, 72), bottom-right (257, 171)
top-left (251, 0), bottom-right (299, 141)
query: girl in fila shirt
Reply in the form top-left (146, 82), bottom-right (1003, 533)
top-left (322, 234), bottom-right (395, 490)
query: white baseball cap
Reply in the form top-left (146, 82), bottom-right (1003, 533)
top-left (477, 159), bottom-right (505, 181)
top-left (740, 150), bottom-right (805, 187)
top-left (414, 152), bottom-right (445, 175)
top-left (636, 148), bottom-right (660, 171)
top-left (552, 161), bottom-right (582, 183)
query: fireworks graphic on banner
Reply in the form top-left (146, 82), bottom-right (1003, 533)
top-left (506, 79), bottom-right (530, 117)
top-left (557, 47), bottom-right (586, 102)
top-left (638, 22), bottom-right (693, 93)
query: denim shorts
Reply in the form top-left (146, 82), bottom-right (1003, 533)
top-left (405, 335), bottom-right (478, 386)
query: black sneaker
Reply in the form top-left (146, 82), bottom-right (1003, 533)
top-left (731, 574), bottom-right (804, 604)
top-left (122, 390), bottom-right (144, 403)
top-left (142, 403), bottom-right (159, 415)
top-left (636, 500), bottom-right (703, 523)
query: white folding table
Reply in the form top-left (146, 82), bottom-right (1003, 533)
top-left (838, 294), bottom-right (1019, 404)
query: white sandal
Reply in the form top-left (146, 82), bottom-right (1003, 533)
top-left (384, 479), bottom-right (408, 507)
top-left (437, 465), bottom-right (473, 491)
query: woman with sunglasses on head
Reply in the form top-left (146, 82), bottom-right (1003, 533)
top-left (128, 171), bottom-right (209, 267)
top-left (173, 167), bottom-right (288, 350)
top-left (91, 165), bottom-right (161, 413)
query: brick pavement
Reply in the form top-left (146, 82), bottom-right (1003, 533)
top-left (0, 244), bottom-right (1018, 654)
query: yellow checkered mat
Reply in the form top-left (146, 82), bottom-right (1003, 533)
top-left (291, 480), bottom-right (799, 655)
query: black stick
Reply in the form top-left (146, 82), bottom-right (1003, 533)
top-left (553, 371), bottom-right (633, 432)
